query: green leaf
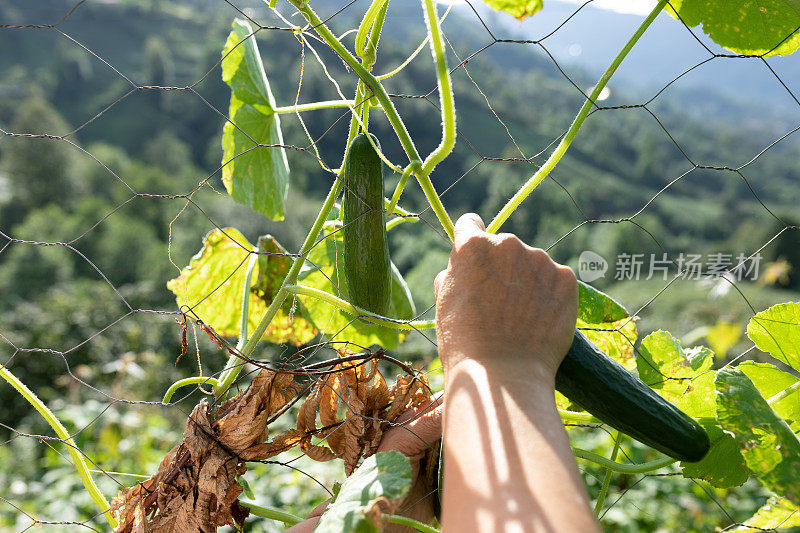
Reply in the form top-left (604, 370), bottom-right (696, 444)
top-left (736, 496), bottom-right (800, 531)
top-left (577, 281), bottom-right (629, 324)
top-left (576, 281), bottom-right (637, 372)
top-left (166, 228), bottom-right (316, 345)
top-left (665, 1), bottom-right (800, 56)
top-left (681, 423), bottom-right (749, 488)
top-left (297, 222), bottom-right (415, 349)
top-left (676, 370), bottom-right (717, 419)
top-left (747, 302), bottom-right (800, 372)
top-left (221, 19), bottom-right (290, 220)
top-left (716, 367), bottom-right (800, 504)
top-left (480, 0), bottom-right (543, 20)
top-left (314, 451), bottom-right (412, 533)
top-left (483, 0), bottom-right (542, 20)
top-left (677, 371), bottom-right (750, 488)
top-left (739, 361), bottom-right (800, 434)
top-left (637, 330), bottom-right (714, 403)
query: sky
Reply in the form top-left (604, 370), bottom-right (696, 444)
top-left (438, 0), bottom-right (658, 16)
top-left (557, 0), bottom-right (656, 16)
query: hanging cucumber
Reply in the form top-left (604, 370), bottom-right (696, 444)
top-left (341, 133), bottom-right (392, 316)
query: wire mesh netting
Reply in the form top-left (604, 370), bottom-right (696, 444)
top-left (1, 0), bottom-right (799, 531)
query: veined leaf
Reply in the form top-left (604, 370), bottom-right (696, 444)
top-left (297, 221), bottom-right (415, 350)
top-left (166, 228), bottom-right (315, 345)
top-left (637, 330), bottom-right (713, 403)
top-left (677, 370), bottom-right (749, 488)
top-left (577, 281), bottom-right (637, 372)
top-left (221, 19), bottom-right (290, 220)
top-left (578, 281), bottom-right (628, 324)
top-left (314, 451), bottom-right (412, 533)
top-left (739, 361), bottom-right (800, 434)
top-left (481, 0), bottom-right (543, 21)
top-left (736, 495), bottom-right (800, 531)
top-left (665, 1), bottom-right (800, 56)
top-left (681, 422), bottom-right (749, 489)
top-left (716, 367), bottom-right (800, 504)
top-left (746, 302), bottom-right (800, 372)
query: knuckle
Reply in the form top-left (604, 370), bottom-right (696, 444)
top-left (558, 264), bottom-right (577, 284)
top-left (457, 232), bottom-right (489, 253)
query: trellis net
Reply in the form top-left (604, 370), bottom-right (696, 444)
top-left (1, 0), bottom-right (799, 531)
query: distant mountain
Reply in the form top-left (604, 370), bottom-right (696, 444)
top-left (459, 0), bottom-right (800, 118)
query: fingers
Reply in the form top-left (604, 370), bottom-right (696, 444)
top-left (378, 396), bottom-right (444, 457)
top-left (453, 212), bottom-right (486, 249)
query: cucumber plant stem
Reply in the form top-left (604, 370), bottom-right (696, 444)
top-left (486, 0), bottom-right (668, 234)
top-left (0, 364), bottom-right (117, 528)
top-left (594, 431), bottom-right (622, 514)
top-left (768, 380), bottom-right (800, 404)
top-left (284, 284), bottom-right (435, 330)
top-left (162, 376), bottom-right (221, 404)
top-left (239, 501), bottom-right (303, 525)
top-left (420, 0), bottom-right (456, 177)
top-left (236, 245), bottom-right (259, 351)
top-left (388, 515), bottom-right (441, 533)
top-left (573, 448), bottom-right (676, 474)
top-left (214, 177), bottom-right (343, 399)
top-left (216, 1), bottom-right (391, 399)
top-left (273, 99), bottom-right (356, 114)
top-left (287, 0), bottom-right (455, 239)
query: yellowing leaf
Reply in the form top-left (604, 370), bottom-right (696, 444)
top-left (481, 0), bottom-right (544, 21)
top-left (577, 281), bottom-right (637, 371)
top-left (736, 496), bottom-right (800, 531)
top-left (739, 361), bottom-right (800, 434)
top-left (637, 330), bottom-right (714, 403)
top-left (167, 228), bottom-right (315, 345)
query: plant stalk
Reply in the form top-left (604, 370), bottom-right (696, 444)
top-left (768, 380), bottom-right (800, 404)
top-left (273, 99), bottom-right (356, 114)
top-left (0, 364), bottom-right (116, 528)
top-left (287, 0), bottom-right (455, 239)
top-left (594, 431), bottom-right (622, 514)
top-left (573, 448), bottom-right (676, 474)
top-left (486, 0), bottom-right (668, 234)
top-left (284, 284), bottom-right (435, 330)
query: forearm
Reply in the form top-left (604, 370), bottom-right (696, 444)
top-left (442, 359), bottom-right (599, 533)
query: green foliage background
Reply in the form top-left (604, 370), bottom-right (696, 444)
top-left (1, 0), bottom-right (799, 531)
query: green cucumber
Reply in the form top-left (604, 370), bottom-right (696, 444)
top-left (555, 330), bottom-right (710, 462)
top-left (341, 133), bottom-right (392, 316)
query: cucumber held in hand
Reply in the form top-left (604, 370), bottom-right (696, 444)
top-left (556, 330), bottom-right (710, 463)
top-left (433, 331), bottom-right (710, 518)
top-left (341, 133), bottom-right (392, 316)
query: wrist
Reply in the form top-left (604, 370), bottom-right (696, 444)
top-left (442, 353), bottom-right (556, 394)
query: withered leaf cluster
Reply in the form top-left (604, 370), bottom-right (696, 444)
top-left (296, 351), bottom-right (431, 475)
top-left (111, 349), bottom-right (430, 532)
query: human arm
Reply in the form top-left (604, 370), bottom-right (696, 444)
top-left (434, 213), bottom-right (600, 533)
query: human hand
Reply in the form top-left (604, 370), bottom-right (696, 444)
top-left (285, 396), bottom-right (443, 532)
top-left (433, 213), bottom-right (578, 383)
